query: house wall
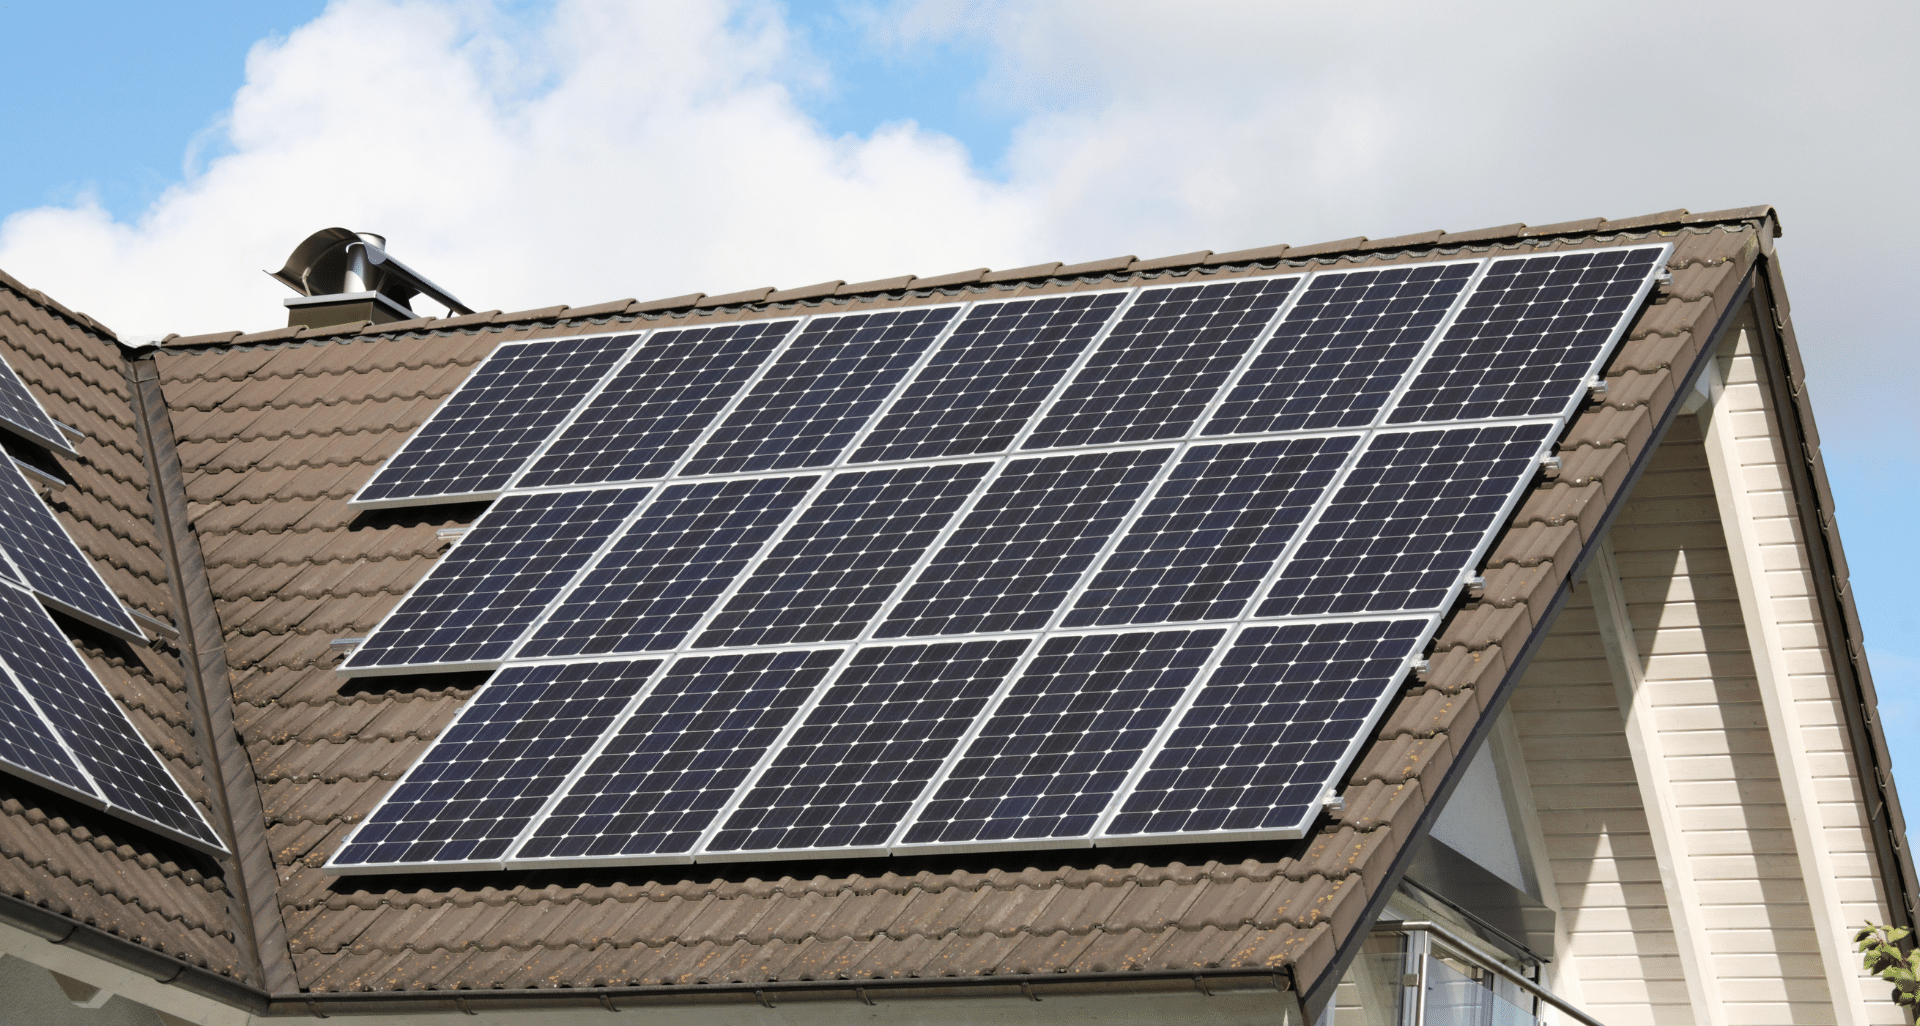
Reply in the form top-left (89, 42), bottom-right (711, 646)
top-left (1507, 316), bottom-right (1903, 1025)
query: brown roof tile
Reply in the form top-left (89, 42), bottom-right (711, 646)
top-left (1281, 237), bottom-right (1367, 259)
top-left (0, 210), bottom-right (1793, 1006)
top-left (981, 262), bottom-right (1062, 283)
top-left (1205, 243), bottom-right (1290, 265)
top-left (911, 267), bottom-right (989, 289)
top-left (1127, 251), bottom-right (1210, 272)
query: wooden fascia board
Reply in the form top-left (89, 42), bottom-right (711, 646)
top-left (1745, 264), bottom-right (1919, 936)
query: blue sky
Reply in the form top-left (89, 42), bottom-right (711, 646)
top-left (0, 0), bottom-right (1915, 854)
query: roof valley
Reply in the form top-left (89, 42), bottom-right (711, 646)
top-left (127, 350), bottom-right (298, 992)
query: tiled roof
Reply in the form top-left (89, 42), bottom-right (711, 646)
top-left (0, 274), bottom-right (251, 983)
top-left (4, 206), bottom-right (1907, 1013)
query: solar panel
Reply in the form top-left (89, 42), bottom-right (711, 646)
top-left (330, 241), bottom-right (1671, 873)
top-left (515, 649), bottom-right (839, 866)
top-left (695, 462), bottom-right (990, 648)
top-left (514, 321), bottom-right (796, 489)
top-left (0, 658), bottom-right (96, 798)
top-left (1389, 247), bottom-right (1665, 424)
top-left (329, 660), bottom-right (658, 870)
top-left (343, 488), bottom-right (651, 673)
top-left (0, 583), bottom-right (224, 852)
top-left (681, 307), bottom-right (958, 476)
top-left (897, 627), bottom-right (1222, 852)
top-left (878, 448), bottom-right (1170, 639)
top-left (1022, 276), bottom-right (1299, 449)
top-left (1205, 262), bottom-right (1477, 436)
top-left (0, 352), bottom-right (77, 455)
top-left (0, 456), bottom-right (143, 639)
top-left (703, 638), bottom-right (1028, 859)
top-left (1258, 423), bottom-right (1554, 618)
top-left (515, 476), bottom-right (815, 658)
top-left (352, 333), bottom-right (639, 507)
top-left (1063, 435), bottom-right (1357, 629)
top-left (851, 293), bottom-right (1126, 462)
top-left (1101, 619), bottom-right (1426, 842)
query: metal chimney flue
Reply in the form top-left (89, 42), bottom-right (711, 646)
top-left (268, 228), bottom-right (473, 329)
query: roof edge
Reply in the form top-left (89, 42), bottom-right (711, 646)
top-left (153, 206), bottom-right (1778, 352)
top-left (1299, 262), bottom-right (1765, 1017)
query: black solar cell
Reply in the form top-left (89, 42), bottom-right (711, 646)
top-left (330, 660), bottom-right (658, 868)
top-left (901, 628), bottom-right (1221, 847)
top-left (1259, 423), bottom-right (1552, 617)
top-left (695, 462), bottom-right (989, 648)
top-left (0, 458), bottom-right (141, 637)
top-left (1206, 263), bottom-right (1477, 436)
top-left (683, 307), bottom-right (957, 476)
top-left (345, 487), bottom-right (650, 670)
top-left (1065, 435), bottom-right (1356, 628)
top-left (332, 244), bottom-right (1664, 869)
top-left (355, 333), bottom-right (637, 505)
top-left (518, 476), bottom-right (815, 658)
top-left (705, 639), bottom-right (1027, 855)
top-left (0, 657), bottom-right (95, 797)
top-left (516, 321), bottom-right (796, 489)
top-left (1105, 619), bottom-right (1424, 838)
top-left (878, 448), bottom-right (1170, 638)
top-left (0, 584), bottom-right (221, 849)
top-left (0, 353), bottom-right (77, 454)
top-left (516, 649), bottom-right (839, 862)
top-left (1389, 247), bottom-right (1663, 424)
top-left (1023, 277), bottom-right (1297, 449)
top-left (852, 293), bottom-right (1124, 462)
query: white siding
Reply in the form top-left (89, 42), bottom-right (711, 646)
top-left (1510, 312), bottom-right (1904, 1024)
top-left (1514, 587), bottom-right (1695, 1026)
top-left (1702, 319), bottom-right (1902, 1024)
top-left (1610, 416), bottom-right (1835, 1025)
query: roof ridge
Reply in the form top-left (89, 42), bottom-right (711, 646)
top-left (152, 207), bottom-right (1777, 352)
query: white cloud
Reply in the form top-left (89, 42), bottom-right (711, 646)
top-left (0, 0), bottom-right (1041, 337)
top-left (0, 0), bottom-right (1913, 448)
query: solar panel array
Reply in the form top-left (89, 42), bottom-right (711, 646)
top-left (0, 456), bottom-right (146, 639)
top-left (0, 352), bottom-right (78, 455)
top-left (331, 244), bottom-right (1667, 873)
top-left (0, 349), bottom-right (219, 852)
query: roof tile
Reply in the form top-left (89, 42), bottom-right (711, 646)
top-left (1055, 255), bottom-right (1136, 277)
top-left (766, 281), bottom-right (843, 303)
top-left (1435, 223), bottom-right (1527, 245)
top-left (911, 267), bottom-right (989, 289)
top-left (837, 275), bottom-right (916, 294)
top-left (981, 263), bottom-right (1062, 283)
top-left (1204, 243), bottom-right (1290, 266)
top-left (63, 213), bottom-right (1771, 1004)
top-left (1127, 252), bottom-right (1210, 272)
top-left (695, 288), bottom-right (774, 308)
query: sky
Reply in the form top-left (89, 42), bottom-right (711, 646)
top-left (0, 0), bottom-right (1914, 839)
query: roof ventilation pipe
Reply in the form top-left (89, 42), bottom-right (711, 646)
top-left (269, 228), bottom-right (474, 329)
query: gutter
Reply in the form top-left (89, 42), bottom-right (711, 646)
top-left (264, 967), bottom-right (1298, 1017)
top-left (1, 890), bottom-right (271, 1013)
top-left (2, 885), bottom-right (1301, 1020)
top-left (1298, 261), bottom-right (1761, 1019)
